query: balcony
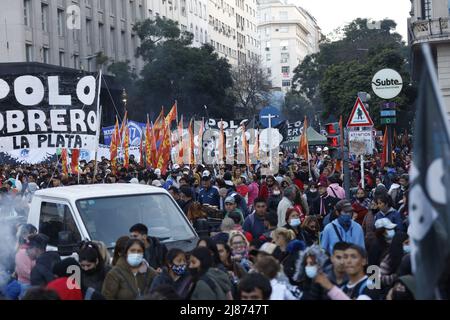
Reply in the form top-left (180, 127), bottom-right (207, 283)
top-left (410, 18), bottom-right (450, 45)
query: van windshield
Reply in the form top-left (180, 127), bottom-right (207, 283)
top-left (76, 193), bottom-right (196, 248)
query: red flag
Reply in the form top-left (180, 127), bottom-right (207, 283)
top-left (188, 118), bottom-right (194, 164)
top-left (119, 111), bottom-right (128, 141)
top-left (165, 102), bottom-right (177, 126)
top-left (153, 107), bottom-right (165, 142)
top-left (298, 116), bottom-right (309, 161)
top-left (381, 126), bottom-right (388, 167)
top-left (61, 148), bottom-right (68, 176)
top-left (178, 115), bottom-right (184, 163)
top-left (71, 149), bottom-right (80, 175)
top-left (110, 117), bottom-right (120, 174)
top-left (157, 119), bottom-right (171, 174)
top-left (151, 122), bottom-right (158, 168)
top-left (123, 120), bottom-right (130, 169)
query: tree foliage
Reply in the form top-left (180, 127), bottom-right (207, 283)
top-left (230, 56), bottom-right (271, 117)
top-left (290, 18), bottom-right (416, 129)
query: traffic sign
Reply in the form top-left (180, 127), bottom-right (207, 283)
top-left (259, 106), bottom-right (282, 128)
top-left (380, 110), bottom-right (396, 117)
top-left (349, 131), bottom-right (374, 155)
top-left (381, 117), bottom-right (397, 125)
top-left (347, 97), bottom-right (374, 127)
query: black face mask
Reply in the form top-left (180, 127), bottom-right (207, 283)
top-left (82, 267), bottom-right (98, 276)
top-left (189, 267), bottom-right (200, 279)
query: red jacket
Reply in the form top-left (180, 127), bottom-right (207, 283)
top-left (259, 183), bottom-right (269, 200)
top-left (293, 178), bottom-right (304, 191)
top-left (47, 277), bottom-right (83, 300)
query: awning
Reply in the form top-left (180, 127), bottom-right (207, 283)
top-left (282, 127), bottom-right (328, 147)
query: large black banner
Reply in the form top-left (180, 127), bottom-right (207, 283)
top-left (0, 73), bottom-right (99, 152)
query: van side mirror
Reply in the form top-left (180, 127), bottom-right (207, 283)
top-left (57, 231), bottom-right (79, 256)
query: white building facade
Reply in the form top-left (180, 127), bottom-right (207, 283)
top-left (258, 0), bottom-right (321, 91)
top-left (409, 0), bottom-right (450, 113)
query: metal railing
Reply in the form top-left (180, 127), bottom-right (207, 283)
top-left (411, 18), bottom-right (450, 42)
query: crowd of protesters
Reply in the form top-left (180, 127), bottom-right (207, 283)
top-left (1, 142), bottom-right (449, 300)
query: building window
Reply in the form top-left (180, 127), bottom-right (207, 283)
top-left (86, 19), bottom-right (92, 45)
top-left (421, 0), bottom-right (432, 19)
top-left (121, 0), bottom-right (127, 18)
top-left (280, 40), bottom-right (288, 50)
top-left (279, 11), bottom-right (288, 20)
top-left (280, 26), bottom-right (289, 33)
top-left (41, 3), bottom-right (49, 32)
top-left (281, 52), bottom-right (289, 63)
top-left (121, 31), bottom-right (127, 55)
top-left (24, 0), bottom-right (31, 26)
top-left (205, 30), bottom-right (208, 42)
top-left (111, 0), bottom-right (117, 15)
top-left (25, 44), bottom-right (33, 62)
top-left (74, 54), bottom-right (80, 69)
top-left (267, 68), bottom-right (271, 75)
top-left (59, 51), bottom-right (65, 66)
top-left (266, 53), bottom-right (271, 61)
top-left (99, 23), bottom-right (104, 48)
top-left (43, 47), bottom-right (49, 63)
top-left (57, 9), bottom-right (65, 37)
top-left (98, 0), bottom-right (105, 10)
top-left (282, 80), bottom-right (291, 87)
top-left (110, 28), bottom-right (116, 54)
top-left (281, 66), bottom-right (290, 73)
top-left (195, 26), bottom-right (198, 41)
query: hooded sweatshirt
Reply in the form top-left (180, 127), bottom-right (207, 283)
top-left (189, 268), bottom-right (232, 300)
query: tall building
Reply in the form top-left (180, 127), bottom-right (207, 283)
top-left (409, 0), bottom-right (450, 112)
top-left (258, 0), bottom-right (321, 92)
top-left (207, 0), bottom-right (259, 65)
top-left (0, 0), bottom-right (149, 73)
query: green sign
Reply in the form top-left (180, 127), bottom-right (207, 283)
top-left (381, 117), bottom-right (397, 125)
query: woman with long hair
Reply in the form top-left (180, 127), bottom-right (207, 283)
top-left (187, 202), bottom-right (209, 238)
top-left (298, 216), bottom-right (320, 247)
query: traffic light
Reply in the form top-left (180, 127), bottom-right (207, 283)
top-left (325, 123), bottom-right (340, 148)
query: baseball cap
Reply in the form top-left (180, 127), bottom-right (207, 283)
top-left (323, 147), bottom-right (329, 151)
top-left (202, 170), bottom-right (211, 178)
top-left (173, 164), bottom-right (180, 170)
top-left (154, 168), bottom-right (161, 175)
top-left (224, 196), bottom-right (235, 204)
top-left (336, 200), bottom-right (353, 213)
top-left (152, 180), bottom-right (162, 187)
top-left (375, 218), bottom-right (397, 230)
top-left (316, 147), bottom-right (322, 152)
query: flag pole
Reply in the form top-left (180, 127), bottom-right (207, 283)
top-left (93, 69), bottom-right (103, 180)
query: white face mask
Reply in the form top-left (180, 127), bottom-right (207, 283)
top-left (305, 265), bottom-right (318, 279)
top-left (127, 253), bottom-right (144, 267)
top-left (385, 229), bottom-right (396, 240)
top-left (273, 190), bottom-right (281, 196)
top-left (289, 218), bottom-right (301, 228)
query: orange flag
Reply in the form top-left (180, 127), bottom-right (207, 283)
top-left (139, 133), bottom-right (144, 167)
top-left (197, 118), bottom-right (204, 165)
top-left (61, 148), bottom-right (68, 176)
top-left (157, 119), bottom-right (171, 174)
top-left (145, 115), bottom-right (152, 168)
top-left (123, 120), bottom-right (130, 169)
top-left (153, 107), bottom-right (165, 142)
top-left (189, 118), bottom-right (195, 164)
top-left (71, 149), bottom-right (80, 175)
top-left (119, 111), bottom-right (128, 141)
top-left (151, 122), bottom-right (158, 168)
top-left (242, 124), bottom-right (250, 166)
top-left (165, 102), bottom-right (178, 126)
top-left (110, 117), bottom-right (120, 174)
top-left (335, 115), bottom-right (344, 172)
top-left (219, 119), bottom-right (225, 163)
top-left (298, 116), bottom-right (309, 161)
top-left (381, 126), bottom-right (388, 167)
top-left (178, 115), bottom-right (184, 163)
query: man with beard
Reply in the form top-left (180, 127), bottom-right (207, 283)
top-left (258, 175), bottom-right (276, 201)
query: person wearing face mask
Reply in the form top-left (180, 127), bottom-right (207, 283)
top-left (367, 218), bottom-right (398, 267)
top-left (102, 239), bottom-right (157, 300)
top-left (351, 188), bottom-right (371, 225)
top-left (292, 245), bottom-right (328, 300)
top-left (149, 248), bottom-right (192, 299)
top-left (305, 181), bottom-right (320, 215)
top-left (277, 185), bottom-right (297, 228)
top-left (282, 208), bottom-right (302, 238)
top-left (298, 216), bottom-right (320, 247)
top-left (374, 192), bottom-right (404, 232)
top-left (187, 247), bottom-right (234, 300)
top-left (378, 232), bottom-right (409, 297)
top-left (267, 183), bottom-right (282, 215)
top-left (78, 242), bottom-right (110, 294)
top-left (320, 200), bottom-right (365, 256)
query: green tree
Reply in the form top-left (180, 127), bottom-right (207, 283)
top-left (291, 18), bottom-right (415, 129)
top-left (131, 17), bottom-right (235, 119)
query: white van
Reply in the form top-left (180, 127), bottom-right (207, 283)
top-left (27, 184), bottom-right (198, 255)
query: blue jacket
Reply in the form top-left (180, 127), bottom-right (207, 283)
top-left (198, 186), bottom-right (220, 207)
top-left (321, 220), bottom-right (365, 255)
top-left (243, 213), bottom-right (266, 239)
top-left (374, 208), bottom-right (404, 232)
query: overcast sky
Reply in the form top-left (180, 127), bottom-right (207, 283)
top-left (290, 0), bottom-right (411, 41)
